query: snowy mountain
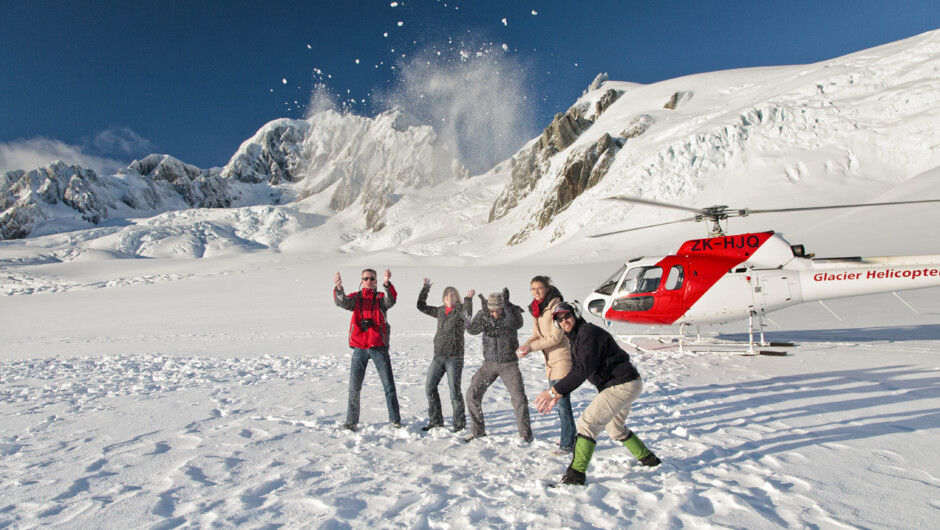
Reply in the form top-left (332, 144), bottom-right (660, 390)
top-left (1, 29), bottom-right (938, 261)
top-left (0, 107), bottom-right (466, 246)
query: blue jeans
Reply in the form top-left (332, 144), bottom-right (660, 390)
top-left (551, 378), bottom-right (576, 450)
top-left (425, 356), bottom-right (465, 429)
top-left (346, 347), bottom-right (401, 425)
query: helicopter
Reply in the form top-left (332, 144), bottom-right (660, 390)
top-left (582, 196), bottom-right (940, 354)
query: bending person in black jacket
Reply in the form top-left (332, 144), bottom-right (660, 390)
top-left (417, 278), bottom-right (472, 432)
top-left (534, 302), bottom-right (661, 486)
top-left (464, 288), bottom-right (532, 443)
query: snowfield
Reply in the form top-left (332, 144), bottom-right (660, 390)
top-left (1, 255), bottom-right (938, 528)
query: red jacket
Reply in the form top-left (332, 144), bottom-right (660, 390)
top-left (334, 283), bottom-right (397, 348)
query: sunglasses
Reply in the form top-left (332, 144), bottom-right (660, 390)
top-left (361, 276), bottom-right (377, 282)
top-left (553, 312), bottom-right (573, 322)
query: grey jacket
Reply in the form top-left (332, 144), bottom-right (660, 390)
top-left (466, 293), bottom-right (524, 364)
top-left (417, 284), bottom-right (471, 358)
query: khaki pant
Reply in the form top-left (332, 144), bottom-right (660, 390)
top-left (575, 378), bottom-right (642, 441)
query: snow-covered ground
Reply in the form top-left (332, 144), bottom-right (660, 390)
top-left (1, 250), bottom-right (938, 528)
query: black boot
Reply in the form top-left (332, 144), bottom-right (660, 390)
top-left (557, 434), bottom-right (595, 486)
top-left (560, 465), bottom-right (586, 486)
top-left (639, 453), bottom-right (661, 467)
top-left (421, 422), bottom-right (444, 431)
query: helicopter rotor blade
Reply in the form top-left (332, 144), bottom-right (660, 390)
top-left (603, 195), bottom-right (706, 215)
top-left (747, 198), bottom-right (940, 215)
top-left (588, 216), bottom-right (700, 238)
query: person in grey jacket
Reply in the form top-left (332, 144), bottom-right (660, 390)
top-left (464, 288), bottom-right (532, 443)
top-left (417, 278), bottom-right (472, 432)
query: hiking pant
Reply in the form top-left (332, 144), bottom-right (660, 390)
top-left (576, 378), bottom-right (642, 441)
top-left (346, 346), bottom-right (401, 425)
top-left (466, 360), bottom-right (531, 439)
top-left (426, 355), bottom-right (465, 429)
top-left (550, 378), bottom-right (577, 450)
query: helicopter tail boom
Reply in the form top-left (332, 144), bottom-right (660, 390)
top-left (798, 256), bottom-right (940, 302)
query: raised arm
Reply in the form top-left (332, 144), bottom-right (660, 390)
top-left (503, 294), bottom-right (524, 331)
top-left (417, 280), bottom-right (438, 317)
top-left (463, 292), bottom-right (474, 317)
top-left (466, 309), bottom-right (488, 335)
top-left (334, 285), bottom-right (357, 311)
top-left (380, 269), bottom-right (397, 310)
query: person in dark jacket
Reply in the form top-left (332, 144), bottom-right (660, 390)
top-left (417, 278), bottom-right (473, 432)
top-left (334, 268), bottom-right (401, 431)
top-left (464, 288), bottom-right (532, 443)
top-left (535, 302), bottom-right (661, 486)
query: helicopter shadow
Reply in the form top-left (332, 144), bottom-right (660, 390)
top-left (717, 323), bottom-right (940, 343)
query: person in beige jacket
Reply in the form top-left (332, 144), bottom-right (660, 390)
top-left (517, 276), bottom-right (576, 451)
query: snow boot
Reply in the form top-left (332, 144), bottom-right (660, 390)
top-left (559, 434), bottom-right (596, 486)
top-left (560, 466), bottom-right (585, 485)
top-left (421, 422), bottom-right (444, 431)
top-left (622, 431), bottom-right (660, 467)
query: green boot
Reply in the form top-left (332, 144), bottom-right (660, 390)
top-left (622, 430), bottom-right (661, 467)
top-left (561, 434), bottom-right (596, 485)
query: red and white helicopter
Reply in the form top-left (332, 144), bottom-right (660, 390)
top-left (583, 196), bottom-right (940, 354)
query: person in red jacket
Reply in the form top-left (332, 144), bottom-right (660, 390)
top-left (334, 268), bottom-right (401, 430)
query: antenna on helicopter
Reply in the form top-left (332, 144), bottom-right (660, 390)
top-left (589, 196), bottom-right (940, 238)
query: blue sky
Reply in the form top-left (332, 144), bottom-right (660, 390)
top-left (1, 1), bottom-right (937, 173)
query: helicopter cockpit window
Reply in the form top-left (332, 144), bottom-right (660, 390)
top-left (595, 265), bottom-right (627, 295)
top-left (619, 266), bottom-right (663, 294)
top-left (665, 265), bottom-right (684, 290)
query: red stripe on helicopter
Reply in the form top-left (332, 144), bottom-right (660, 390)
top-left (604, 232), bottom-right (775, 324)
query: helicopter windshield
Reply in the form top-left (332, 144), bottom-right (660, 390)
top-left (618, 266), bottom-right (663, 295)
top-left (595, 265), bottom-right (627, 295)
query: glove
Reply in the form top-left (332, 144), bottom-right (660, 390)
top-left (502, 287), bottom-right (510, 303)
top-left (478, 294), bottom-right (487, 307)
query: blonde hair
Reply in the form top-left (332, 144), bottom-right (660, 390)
top-left (442, 286), bottom-right (460, 305)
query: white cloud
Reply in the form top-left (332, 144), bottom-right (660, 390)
top-left (0, 137), bottom-right (127, 176)
top-left (91, 127), bottom-right (157, 157)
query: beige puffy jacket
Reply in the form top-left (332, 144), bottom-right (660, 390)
top-left (523, 297), bottom-right (572, 380)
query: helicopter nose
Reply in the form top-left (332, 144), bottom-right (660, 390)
top-left (583, 291), bottom-right (610, 319)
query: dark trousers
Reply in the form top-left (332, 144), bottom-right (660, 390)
top-left (425, 356), bottom-right (465, 429)
top-left (466, 360), bottom-right (532, 439)
top-left (346, 347), bottom-right (401, 425)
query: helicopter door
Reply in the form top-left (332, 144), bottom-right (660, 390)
top-left (653, 260), bottom-right (688, 318)
top-left (754, 270), bottom-right (793, 312)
